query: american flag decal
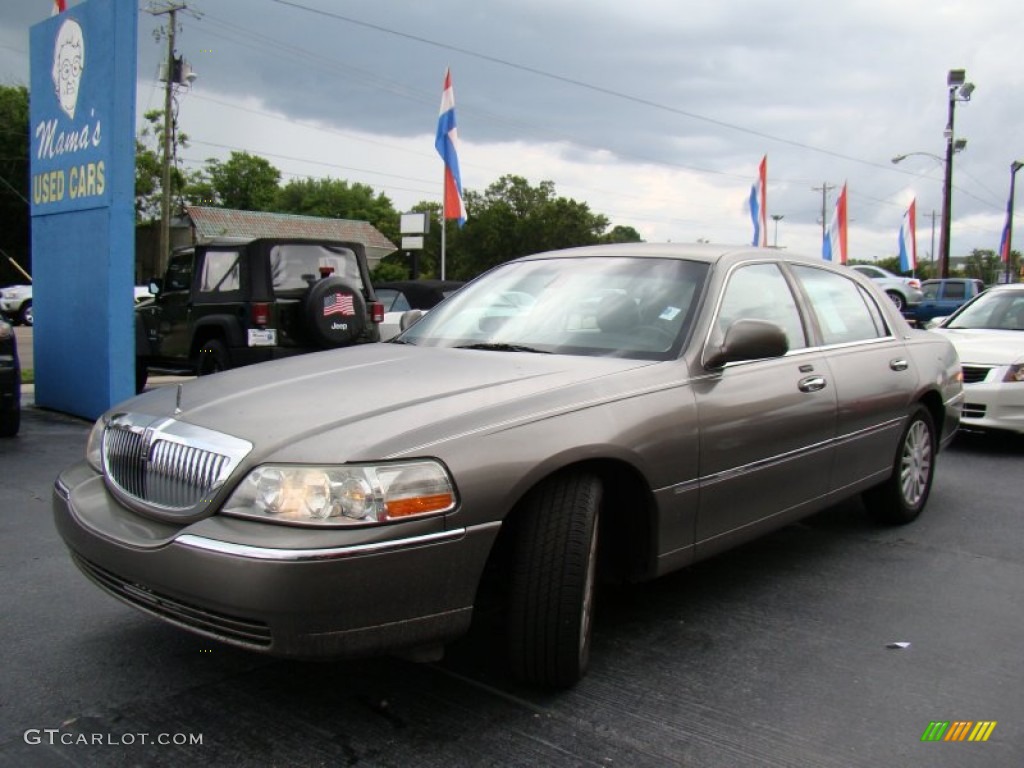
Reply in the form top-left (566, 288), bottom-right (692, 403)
top-left (323, 293), bottom-right (355, 317)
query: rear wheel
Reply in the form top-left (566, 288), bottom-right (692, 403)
top-left (20, 301), bottom-right (32, 327)
top-left (507, 471), bottom-right (602, 689)
top-left (885, 291), bottom-right (905, 311)
top-left (863, 405), bottom-right (935, 525)
top-left (197, 339), bottom-right (229, 376)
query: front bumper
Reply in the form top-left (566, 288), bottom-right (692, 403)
top-left (960, 382), bottom-right (1024, 434)
top-left (53, 462), bottom-right (499, 658)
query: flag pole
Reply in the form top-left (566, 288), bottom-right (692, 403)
top-left (440, 184), bottom-right (447, 280)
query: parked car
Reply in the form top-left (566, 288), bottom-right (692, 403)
top-left (0, 317), bottom-right (21, 437)
top-left (929, 283), bottom-right (1024, 434)
top-left (0, 284), bottom-right (32, 326)
top-left (53, 243), bottom-right (962, 689)
top-left (375, 279), bottom-right (465, 340)
top-left (849, 264), bottom-right (923, 312)
top-left (912, 278), bottom-right (986, 327)
top-left (135, 237), bottom-right (384, 392)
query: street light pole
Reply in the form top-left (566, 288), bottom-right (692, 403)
top-left (939, 69), bottom-right (974, 279)
top-left (1004, 161), bottom-right (1023, 285)
top-left (771, 214), bottom-right (784, 248)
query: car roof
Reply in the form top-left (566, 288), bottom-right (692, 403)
top-left (515, 241), bottom-right (839, 269)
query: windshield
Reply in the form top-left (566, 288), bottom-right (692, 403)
top-left (945, 289), bottom-right (1024, 330)
top-left (398, 256), bottom-right (709, 359)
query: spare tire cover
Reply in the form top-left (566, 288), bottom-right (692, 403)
top-left (304, 277), bottom-right (367, 348)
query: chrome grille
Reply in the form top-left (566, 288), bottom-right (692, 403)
top-left (961, 365), bottom-right (993, 384)
top-left (103, 413), bottom-right (252, 516)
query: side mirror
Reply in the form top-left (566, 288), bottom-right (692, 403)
top-left (399, 309), bottom-right (425, 332)
top-left (704, 319), bottom-right (788, 369)
top-left (924, 317), bottom-right (946, 330)
top-left (148, 278), bottom-right (163, 296)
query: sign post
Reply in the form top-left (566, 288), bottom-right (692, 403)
top-left (29, 0), bottom-right (138, 418)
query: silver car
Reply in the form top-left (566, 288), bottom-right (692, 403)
top-left (850, 264), bottom-right (924, 312)
top-left (54, 244), bottom-right (962, 688)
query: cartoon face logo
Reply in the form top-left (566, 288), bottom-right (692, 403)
top-left (51, 18), bottom-right (84, 119)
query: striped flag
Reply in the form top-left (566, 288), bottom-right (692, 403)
top-left (823, 183), bottom-right (848, 264)
top-left (898, 199), bottom-right (917, 273)
top-left (323, 293), bottom-right (355, 317)
top-left (749, 155), bottom-right (767, 247)
top-left (435, 68), bottom-right (467, 226)
top-left (52, 0), bottom-right (66, 15)
top-left (999, 200), bottom-right (1013, 264)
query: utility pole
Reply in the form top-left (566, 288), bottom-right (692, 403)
top-left (812, 183), bottom-right (836, 244)
top-left (150, 3), bottom-right (186, 271)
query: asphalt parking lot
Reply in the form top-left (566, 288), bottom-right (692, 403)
top-left (1, 397), bottom-right (1022, 766)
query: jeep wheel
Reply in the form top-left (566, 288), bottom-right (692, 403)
top-left (197, 339), bottom-right (229, 376)
top-left (304, 278), bottom-right (367, 348)
top-left (135, 358), bottom-right (148, 394)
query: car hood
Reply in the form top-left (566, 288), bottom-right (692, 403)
top-left (123, 343), bottom-right (663, 462)
top-left (932, 328), bottom-right (1024, 365)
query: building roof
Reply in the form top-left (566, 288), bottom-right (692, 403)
top-left (184, 206), bottom-right (396, 267)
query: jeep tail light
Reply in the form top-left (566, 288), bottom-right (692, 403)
top-left (370, 301), bottom-right (384, 324)
top-left (251, 302), bottom-right (270, 326)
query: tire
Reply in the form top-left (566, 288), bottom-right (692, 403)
top-left (304, 277), bottom-right (367, 348)
top-left (197, 338), bottom-right (229, 376)
top-left (0, 405), bottom-right (19, 437)
top-left (135, 358), bottom-right (148, 394)
top-left (885, 291), bottom-right (905, 312)
top-left (863, 405), bottom-right (935, 525)
top-left (507, 471), bottom-right (602, 689)
top-left (20, 301), bottom-right (32, 327)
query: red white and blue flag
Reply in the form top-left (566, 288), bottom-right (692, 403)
top-left (435, 68), bottom-right (467, 226)
top-left (999, 199), bottom-right (1013, 264)
top-left (823, 183), bottom-right (848, 264)
top-left (749, 155), bottom-right (767, 247)
top-left (898, 199), bottom-right (917, 273)
top-left (323, 293), bottom-right (355, 317)
top-left (52, 0), bottom-right (66, 15)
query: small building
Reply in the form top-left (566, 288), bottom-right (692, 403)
top-left (135, 206), bottom-right (396, 281)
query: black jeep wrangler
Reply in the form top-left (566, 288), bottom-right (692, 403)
top-left (136, 237), bottom-right (383, 391)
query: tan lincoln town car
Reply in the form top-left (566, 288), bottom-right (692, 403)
top-left (53, 243), bottom-right (963, 689)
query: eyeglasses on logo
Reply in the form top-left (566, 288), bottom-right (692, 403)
top-left (921, 721), bottom-right (997, 742)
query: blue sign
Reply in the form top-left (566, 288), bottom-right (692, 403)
top-left (30, 0), bottom-right (138, 419)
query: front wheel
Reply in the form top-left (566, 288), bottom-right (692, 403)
top-left (863, 405), bottom-right (935, 525)
top-left (507, 471), bottom-right (602, 689)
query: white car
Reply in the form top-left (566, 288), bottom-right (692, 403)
top-left (850, 264), bottom-right (923, 312)
top-left (930, 283), bottom-right (1024, 434)
top-left (0, 284), bottom-right (32, 326)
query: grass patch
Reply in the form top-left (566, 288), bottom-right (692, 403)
top-left (21, 368), bottom-right (33, 384)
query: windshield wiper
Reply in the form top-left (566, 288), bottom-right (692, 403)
top-left (456, 342), bottom-right (550, 354)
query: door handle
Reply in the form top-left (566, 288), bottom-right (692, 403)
top-left (889, 358), bottom-right (909, 371)
top-left (798, 376), bottom-right (827, 392)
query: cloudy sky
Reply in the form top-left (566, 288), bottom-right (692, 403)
top-left (3, 0), bottom-right (1022, 265)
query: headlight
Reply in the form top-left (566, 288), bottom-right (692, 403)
top-left (86, 416), bottom-right (107, 471)
top-left (222, 460), bottom-right (457, 526)
top-left (1003, 364), bottom-right (1024, 383)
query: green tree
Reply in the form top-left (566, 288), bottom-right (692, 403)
top-left (601, 225), bottom-right (644, 244)
top-left (962, 248), bottom-right (1019, 284)
top-left (192, 151), bottom-right (281, 211)
top-left (275, 177), bottom-right (398, 244)
top-left (0, 85), bottom-right (31, 284)
top-left (135, 108), bottom-right (190, 223)
top-left (443, 175), bottom-right (616, 279)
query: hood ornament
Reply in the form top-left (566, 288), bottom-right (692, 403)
top-left (174, 383), bottom-right (183, 416)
